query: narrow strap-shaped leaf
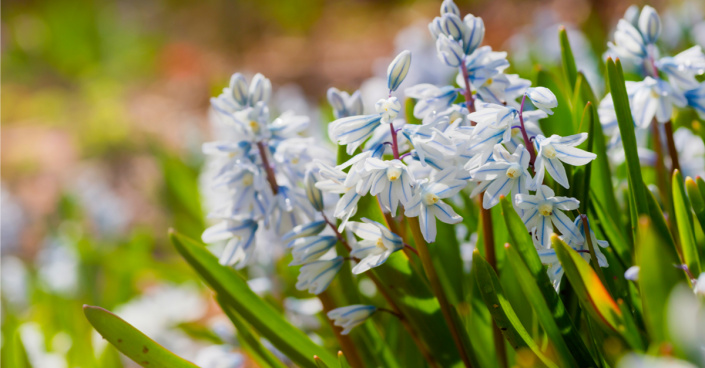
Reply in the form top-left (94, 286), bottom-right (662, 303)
top-left (589, 190), bottom-right (631, 264)
top-left (83, 305), bottom-right (200, 368)
top-left (644, 187), bottom-right (681, 263)
top-left (215, 295), bottom-right (288, 368)
top-left (500, 197), bottom-right (595, 365)
top-left (504, 244), bottom-right (579, 367)
top-left (169, 230), bottom-right (337, 368)
top-left (536, 69), bottom-right (574, 137)
top-left (672, 170), bottom-right (701, 274)
top-left (552, 235), bottom-right (642, 350)
top-left (686, 176), bottom-right (705, 235)
top-left (606, 58), bottom-right (648, 218)
top-left (559, 26), bottom-right (578, 90)
top-left (473, 251), bottom-right (559, 368)
top-left (636, 217), bottom-right (689, 343)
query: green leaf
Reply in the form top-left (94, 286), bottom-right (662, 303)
top-left (83, 305), bottom-right (199, 368)
top-left (574, 102), bottom-right (595, 212)
top-left (473, 251), bottom-right (559, 368)
top-left (504, 244), bottom-right (577, 367)
top-left (559, 26), bottom-right (578, 90)
top-left (636, 217), bottom-right (689, 343)
top-left (215, 295), bottom-right (288, 368)
top-left (606, 58), bottom-right (648, 219)
top-left (536, 68), bottom-right (574, 137)
top-left (589, 190), bottom-right (631, 265)
top-left (672, 170), bottom-right (701, 274)
top-left (644, 187), bottom-right (680, 262)
top-left (552, 236), bottom-right (642, 349)
top-left (499, 197), bottom-right (595, 365)
top-left (338, 351), bottom-right (351, 368)
top-left (169, 230), bottom-right (337, 368)
top-left (686, 176), bottom-right (705, 234)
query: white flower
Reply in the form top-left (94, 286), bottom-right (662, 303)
top-left (656, 46), bottom-right (705, 91)
top-left (327, 88), bottom-right (364, 119)
top-left (327, 305), bottom-right (377, 335)
top-left (364, 158), bottom-right (414, 216)
top-left (631, 77), bottom-right (687, 128)
top-left (534, 133), bottom-right (596, 189)
top-left (347, 219), bottom-right (403, 274)
top-left (515, 185), bottom-right (580, 249)
top-left (638, 6), bottom-right (661, 44)
top-left (693, 273), bottom-right (705, 297)
top-left (387, 50), bottom-right (412, 92)
top-left (247, 73), bottom-right (272, 106)
top-left (202, 219), bottom-right (259, 269)
top-left (440, 0), bottom-right (460, 17)
top-left (526, 87), bottom-right (558, 115)
top-left (608, 19), bottom-right (648, 63)
top-left (375, 97), bottom-right (402, 124)
top-left (436, 34), bottom-right (464, 67)
top-left (304, 169), bottom-right (324, 211)
top-left (440, 13), bottom-right (464, 41)
top-left (296, 257), bottom-right (344, 295)
top-left (328, 114), bottom-right (383, 155)
top-left (685, 81), bottom-right (705, 120)
top-left (404, 168), bottom-right (465, 242)
top-left (289, 236), bottom-right (337, 266)
top-left (405, 84), bottom-right (458, 119)
top-left (469, 144), bottom-right (533, 209)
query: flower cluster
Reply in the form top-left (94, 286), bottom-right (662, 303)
top-left (202, 0), bottom-right (615, 335)
top-left (600, 5), bottom-right (705, 161)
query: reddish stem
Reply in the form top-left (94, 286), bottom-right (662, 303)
top-left (460, 61), bottom-right (476, 114)
top-left (517, 94), bottom-right (537, 168)
top-left (389, 124), bottom-right (400, 159)
top-left (257, 141), bottom-right (279, 195)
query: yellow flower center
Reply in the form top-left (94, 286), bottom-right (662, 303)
top-left (249, 120), bottom-right (260, 133)
top-left (511, 127), bottom-right (521, 136)
top-left (506, 165), bottom-right (520, 179)
top-left (423, 192), bottom-right (440, 205)
top-left (376, 237), bottom-right (386, 249)
top-left (650, 89), bottom-right (660, 99)
top-left (538, 202), bottom-right (553, 217)
top-left (543, 144), bottom-right (557, 159)
top-left (387, 166), bottom-right (402, 181)
top-left (486, 78), bottom-right (493, 86)
top-left (242, 173), bottom-right (254, 186)
top-left (291, 157), bottom-right (300, 165)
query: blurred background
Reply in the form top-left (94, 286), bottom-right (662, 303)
top-left (2, 0), bottom-right (703, 367)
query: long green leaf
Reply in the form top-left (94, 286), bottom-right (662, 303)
top-left (169, 230), bottom-right (337, 367)
top-left (84, 305), bottom-right (199, 368)
top-left (504, 244), bottom-right (577, 367)
top-left (559, 26), bottom-right (578, 90)
top-left (606, 58), bottom-right (648, 219)
top-left (536, 68), bottom-right (574, 137)
top-left (636, 217), bottom-right (689, 343)
top-left (552, 236), bottom-right (642, 349)
top-left (673, 170), bottom-right (701, 275)
top-left (686, 176), bottom-right (705, 235)
top-left (473, 251), bottom-right (559, 368)
top-left (500, 197), bottom-right (595, 365)
top-left (215, 295), bottom-right (288, 368)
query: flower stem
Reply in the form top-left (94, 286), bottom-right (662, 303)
top-left (389, 124), bottom-right (400, 159)
top-left (460, 61), bottom-right (476, 114)
top-left (518, 94), bottom-right (537, 168)
top-left (664, 120), bottom-right (681, 174)
top-left (478, 193), bottom-right (508, 368)
top-left (256, 141), bottom-right (279, 195)
top-left (376, 307), bottom-right (403, 319)
top-left (317, 291), bottom-right (365, 368)
top-left (407, 216), bottom-right (474, 368)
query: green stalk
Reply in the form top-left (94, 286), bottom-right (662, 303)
top-left (407, 216), bottom-right (474, 368)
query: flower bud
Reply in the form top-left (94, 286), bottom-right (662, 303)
top-left (348, 91), bottom-right (364, 116)
top-left (623, 5), bottom-right (640, 28)
top-left (526, 87), bottom-right (558, 115)
top-left (304, 169), bottom-right (325, 211)
top-left (282, 220), bottom-right (327, 242)
top-left (229, 73), bottom-right (248, 106)
top-left (624, 265), bottom-right (640, 281)
top-left (327, 88), bottom-right (346, 116)
top-left (441, 13), bottom-right (464, 41)
top-left (248, 73), bottom-right (272, 105)
top-left (462, 14), bottom-right (485, 55)
top-left (296, 257), bottom-right (344, 295)
top-left (428, 17), bottom-right (443, 40)
top-left (387, 50), bottom-right (412, 92)
top-left (289, 236), bottom-right (337, 265)
top-left (436, 34), bottom-right (464, 67)
top-left (440, 0), bottom-right (460, 17)
top-left (327, 305), bottom-right (377, 335)
top-left (638, 5), bottom-right (661, 44)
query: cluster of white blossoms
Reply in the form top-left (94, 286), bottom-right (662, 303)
top-left (202, 0), bottom-right (613, 335)
top-left (599, 5), bottom-right (705, 150)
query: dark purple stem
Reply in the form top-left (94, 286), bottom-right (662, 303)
top-left (459, 60), bottom-right (476, 114)
top-left (257, 141), bottom-right (279, 195)
top-left (518, 94), bottom-right (537, 168)
top-left (389, 124), bottom-right (400, 159)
